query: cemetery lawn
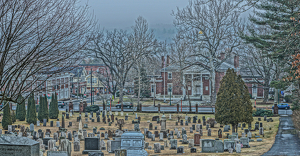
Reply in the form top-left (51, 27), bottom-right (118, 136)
top-left (1, 111), bottom-right (279, 156)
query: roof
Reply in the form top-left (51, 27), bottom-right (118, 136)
top-left (79, 64), bottom-right (106, 67)
top-left (69, 67), bottom-right (84, 77)
top-left (0, 136), bottom-right (39, 145)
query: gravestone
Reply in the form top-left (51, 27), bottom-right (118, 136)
top-left (37, 121), bottom-right (40, 127)
top-left (120, 131), bottom-right (148, 156)
top-left (107, 140), bottom-right (121, 153)
top-left (247, 131), bottom-right (252, 139)
top-left (30, 123), bottom-right (34, 132)
top-left (100, 139), bottom-right (106, 150)
top-left (82, 137), bottom-right (102, 154)
top-left (224, 140), bottom-right (235, 151)
top-left (191, 147), bottom-right (196, 153)
top-left (259, 127), bottom-right (264, 135)
top-left (200, 129), bottom-right (203, 136)
top-left (190, 127), bottom-right (193, 133)
top-left (260, 122), bottom-right (263, 128)
top-left (189, 139), bottom-right (194, 148)
top-left (149, 123), bottom-right (153, 130)
top-left (236, 143), bottom-right (241, 153)
top-left (198, 119), bottom-right (201, 123)
top-left (224, 125), bottom-right (229, 132)
top-left (240, 137), bottom-right (250, 148)
top-left (264, 115), bottom-right (267, 121)
top-left (0, 136), bottom-right (40, 156)
top-left (206, 124), bottom-right (209, 130)
top-left (47, 151), bottom-right (68, 156)
top-left (180, 120), bottom-right (183, 126)
top-left (43, 119), bottom-right (47, 126)
top-left (43, 137), bottom-right (53, 150)
top-left (196, 124), bottom-right (200, 132)
top-left (182, 134), bottom-right (188, 144)
top-left (201, 139), bottom-right (224, 153)
top-left (177, 146), bottom-right (184, 153)
top-left (159, 133), bottom-right (163, 141)
top-left (152, 116), bottom-right (159, 121)
top-left (170, 139), bottom-right (177, 149)
top-left (193, 116), bottom-right (197, 123)
top-left (218, 129), bottom-right (222, 138)
top-left (154, 143), bottom-right (161, 153)
top-left (56, 121), bottom-right (60, 127)
top-left (208, 128), bottom-right (211, 136)
top-left (164, 140), bottom-right (168, 147)
top-left (194, 134), bottom-right (201, 146)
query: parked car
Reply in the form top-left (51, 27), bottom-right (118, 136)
top-left (116, 102), bottom-right (133, 109)
top-left (272, 103), bottom-right (290, 109)
top-left (58, 101), bottom-right (65, 108)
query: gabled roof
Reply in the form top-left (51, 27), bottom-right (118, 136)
top-left (69, 67), bottom-right (84, 77)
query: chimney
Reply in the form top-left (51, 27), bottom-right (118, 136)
top-left (234, 55), bottom-right (239, 68)
top-left (220, 52), bottom-right (225, 60)
top-left (167, 55), bottom-right (170, 67)
top-left (161, 56), bottom-right (164, 68)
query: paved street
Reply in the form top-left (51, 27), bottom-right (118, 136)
top-left (263, 115), bottom-right (300, 156)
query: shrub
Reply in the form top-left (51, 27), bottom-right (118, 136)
top-left (16, 95), bottom-right (26, 121)
top-left (249, 93), bottom-right (252, 99)
top-left (2, 103), bottom-right (12, 130)
top-left (206, 118), bottom-right (216, 128)
top-left (11, 110), bottom-right (16, 123)
top-left (85, 105), bottom-right (99, 112)
top-left (284, 95), bottom-right (292, 103)
top-left (252, 108), bottom-right (273, 117)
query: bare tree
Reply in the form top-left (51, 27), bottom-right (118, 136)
top-left (172, 0), bottom-right (244, 105)
top-left (0, 0), bottom-right (94, 109)
top-left (90, 17), bottom-right (157, 111)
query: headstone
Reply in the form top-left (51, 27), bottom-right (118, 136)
top-left (208, 128), bottom-right (211, 136)
top-left (194, 134), bottom-right (201, 146)
top-left (159, 133), bottom-right (163, 141)
top-left (224, 140), bottom-right (235, 151)
top-left (264, 115), bottom-right (267, 121)
top-left (154, 143), bottom-right (161, 153)
top-left (240, 137), bottom-right (250, 148)
top-left (170, 139), bottom-right (177, 149)
top-left (260, 122), bottom-right (263, 128)
top-left (201, 139), bottom-right (224, 153)
top-left (60, 139), bottom-right (72, 155)
top-left (247, 131), bottom-right (252, 139)
top-left (196, 124), bottom-right (200, 132)
top-left (100, 139), bottom-right (106, 150)
top-left (189, 139), bottom-right (194, 148)
top-left (0, 136), bottom-right (40, 155)
top-left (56, 121), bottom-right (60, 127)
top-left (149, 123), bottom-right (153, 130)
top-left (224, 125), bottom-right (229, 132)
top-left (191, 147), bottom-right (196, 153)
top-left (259, 127), bottom-right (264, 135)
top-left (182, 134), bottom-right (188, 144)
top-left (43, 119), bottom-right (47, 126)
top-left (190, 127), bottom-right (193, 133)
top-left (37, 121), bottom-right (40, 127)
top-left (30, 123), bottom-right (34, 132)
top-left (120, 131), bottom-right (148, 156)
top-left (236, 143), bottom-right (241, 153)
top-left (218, 129), bottom-right (222, 138)
top-left (257, 138), bottom-right (262, 142)
top-left (164, 140), bottom-right (168, 147)
top-left (53, 133), bottom-right (58, 142)
top-left (177, 146), bottom-right (184, 153)
top-left (82, 137), bottom-right (101, 154)
top-left (200, 129), bottom-right (203, 136)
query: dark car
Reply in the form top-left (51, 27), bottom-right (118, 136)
top-left (58, 101), bottom-right (65, 108)
top-left (116, 102), bottom-right (133, 109)
top-left (272, 103), bottom-right (290, 109)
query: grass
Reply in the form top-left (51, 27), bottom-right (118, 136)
top-left (0, 111), bottom-right (279, 156)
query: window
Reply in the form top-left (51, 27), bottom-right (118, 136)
top-left (253, 85), bottom-right (257, 94)
top-left (168, 72), bottom-right (172, 79)
top-left (205, 86), bottom-right (208, 91)
top-left (205, 77), bottom-right (209, 80)
top-left (151, 84), bottom-right (155, 92)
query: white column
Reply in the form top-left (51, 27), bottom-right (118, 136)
top-left (191, 74), bottom-right (194, 96)
top-left (201, 74), bottom-right (203, 95)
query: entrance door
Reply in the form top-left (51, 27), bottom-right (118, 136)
top-left (196, 86), bottom-right (201, 95)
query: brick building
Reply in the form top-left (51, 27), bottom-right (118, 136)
top-left (150, 55), bottom-right (264, 101)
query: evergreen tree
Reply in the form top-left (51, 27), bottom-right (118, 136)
top-left (241, 0), bottom-right (300, 59)
top-left (38, 95), bottom-right (44, 121)
top-left (43, 95), bottom-right (49, 121)
top-left (215, 69), bottom-right (253, 133)
top-left (134, 66), bottom-right (151, 98)
top-left (11, 110), bottom-right (16, 123)
top-left (16, 95), bottom-right (26, 121)
top-left (27, 94), bottom-right (37, 124)
top-left (2, 102), bottom-right (12, 130)
top-left (49, 93), bottom-right (59, 119)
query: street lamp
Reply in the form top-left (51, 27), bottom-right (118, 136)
top-left (169, 87), bottom-right (172, 106)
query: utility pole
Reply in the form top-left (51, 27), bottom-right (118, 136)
top-left (91, 68), bottom-right (93, 105)
top-left (77, 68), bottom-right (79, 100)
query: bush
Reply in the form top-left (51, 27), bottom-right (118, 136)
top-left (252, 108), bottom-right (273, 117)
top-left (249, 93), bottom-right (252, 99)
top-left (2, 103), bottom-right (12, 130)
top-left (284, 95), bottom-right (292, 103)
top-left (85, 105), bottom-right (99, 112)
top-left (206, 118), bottom-right (216, 128)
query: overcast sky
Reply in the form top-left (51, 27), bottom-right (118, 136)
top-left (80, 0), bottom-right (190, 29)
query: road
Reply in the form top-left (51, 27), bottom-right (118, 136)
top-left (263, 115), bottom-right (300, 156)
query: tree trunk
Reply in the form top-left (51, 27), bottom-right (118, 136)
top-left (209, 54), bottom-right (216, 105)
top-left (120, 86), bottom-right (124, 111)
top-left (137, 65), bottom-right (141, 112)
top-left (232, 124), bottom-right (236, 133)
top-left (263, 87), bottom-right (269, 103)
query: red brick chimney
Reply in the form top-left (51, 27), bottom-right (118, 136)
top-left (167, 55), bottom-right (170, 67)
top-left (161, 56), bottom-right (164, 68)
top-left (234, 55), bottom-right (239, 68)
